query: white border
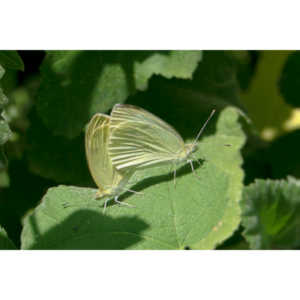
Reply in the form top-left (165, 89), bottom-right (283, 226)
top-left (0, 251), bottom-right (299, 300)
top-left (1, 1), bottom-right (299, 299)
top-left (2, 0), bottom-right (300, 49)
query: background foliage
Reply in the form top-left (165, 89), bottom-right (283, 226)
top-left (1, 50), bottom-right (299, 249)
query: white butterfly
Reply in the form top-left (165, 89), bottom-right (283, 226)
top-left (108, 104), bottom-right (215, 183)
top-left (85, 113), bottom-right (138, 212)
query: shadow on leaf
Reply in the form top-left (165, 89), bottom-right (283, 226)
top-left (105, 158), bottom-right (206, 208)
top-left (24, 209), bottom-right (149, 249)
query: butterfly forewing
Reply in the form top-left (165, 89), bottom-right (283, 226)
top-left (109, 104), bottom-right (185, 171)
top-left (111, 104), bottom-right (183, 140)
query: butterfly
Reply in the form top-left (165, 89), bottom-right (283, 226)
top-left (108, 104), bottom-right (215, 183)
top-left (85, 113), bottom-right (138, 212)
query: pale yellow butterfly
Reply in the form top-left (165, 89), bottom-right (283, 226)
top-left (85, 113), bottom-right (138, 212)
top-left (108, 104), bottom-right (215, 183)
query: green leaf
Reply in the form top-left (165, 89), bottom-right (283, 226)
top-left (135, 51), bottom-right (202, 90)
top-left (37, 51), bottom-right (202, 138)
top-left (0, 51), bottom-right (24, 71)
top-left (0, 226), bottom-right (16, 249)
top-left (241, 178), bottom-right (300, 249)
top-left (21, 107), bottom-right (245, 249)
top-left (279, 51), bottom-right (300, 107)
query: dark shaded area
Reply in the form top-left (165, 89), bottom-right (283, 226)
top-left (216, 225), bottom-right (248, 250)
top-left (26, 108), bottom-right (93, 186)
top-left (25, 209), bottom-right (148, 249)
top-left (267, 129), bottom-right (300, 179)
top-left (279, 51), bottom-right (300, 108)
top-left (0, 51), bottom-right (52, 247)
top-left (18, 51), bottom-right (46, 84)
top-left (0, 227), bottom-right (17, 249)
top-left (242, 129), bottom-right (300, 185)
top-left (243, 146), bottom-right (272, 185)
top-left (0, 160), bottom-right (56, 248)
top-left (236, 50), bottom-right (260, 91)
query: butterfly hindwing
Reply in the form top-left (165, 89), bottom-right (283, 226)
top-left (85, 113), bottom-right (131, 196)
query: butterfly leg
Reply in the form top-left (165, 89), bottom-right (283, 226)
top-left (191, 154), bottom-right (202, 167)
top-left (103, 198), bottom-right (111, 214)
top-left (173, 166), bottom-right (177, 188)
top-left (189, 159), bottom-right (201, 180)
top-left (123, 188), bottom-right (144, 195)
top-left (114, 196), bottom-right (136, 208)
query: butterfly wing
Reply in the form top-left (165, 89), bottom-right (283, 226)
top-left (85, 113), bottom-right (127, 196)
top-left (109, 104), bottom-right (185, 171)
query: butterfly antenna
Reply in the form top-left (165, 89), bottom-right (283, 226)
top-left (192, 109), bottom-right (216, 148)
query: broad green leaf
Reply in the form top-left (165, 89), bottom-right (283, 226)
top-left (0, 51), bottom-right (24, 71)
top-left (279, 51), bottom-right (300, 108)
top-left (241, 178), bottom-right (300, 249)
top-left (0, 226), bottom-right (16, 249)
top-left (37, 51), bottom-right (202, 138)
top-left (21, 107), bottom-right (245, 249)
top-left (135, 51), bottom-right (202, 90)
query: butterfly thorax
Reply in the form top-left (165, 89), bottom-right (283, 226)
top-left (96, 170), bottom-right (132, 199)
top-left (178, 143), bottom-right (197, 162)
top-left (96, 186), bottom-right (122, 199)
